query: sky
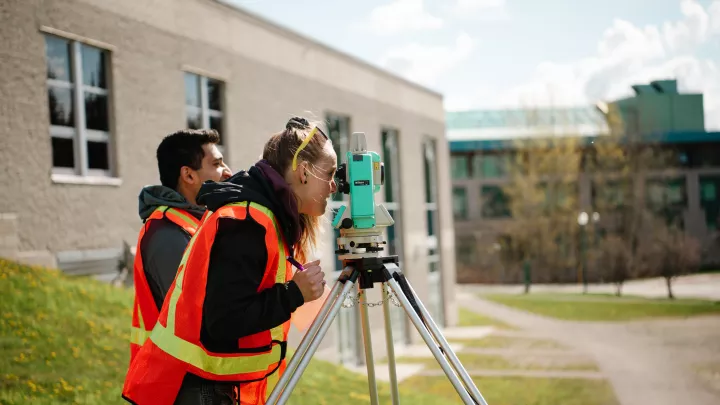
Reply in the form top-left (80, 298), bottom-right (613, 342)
top-left (226, 0), bottom-right (720, 129)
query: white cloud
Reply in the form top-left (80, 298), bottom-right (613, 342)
top-left (366, 0), bottom-right (443, 36)
top-left (499, 0), bottom-right (720, 130)
top-left (381, 33), bottom-right (474, 87)
top-left (710, 1), bottom-right (720, 34)
top-left (450, 0), bottom-right (508, 20)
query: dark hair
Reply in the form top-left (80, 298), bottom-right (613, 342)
top-left (262, 117), bottom-right (331, 262)
top-left (156, 129), bottom-right (220, 190)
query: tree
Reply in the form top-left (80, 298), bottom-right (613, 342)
top-left (596, 234), bottom-right (634, 296)
top-left (497, 108), bottom-right (584, 288)
top-left (588, 103), bottom-right (680, 286)
top-left (642, 222), bottom-right (701, 299)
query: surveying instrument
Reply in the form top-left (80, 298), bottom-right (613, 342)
top-left (266, 132), bottom-right (489, 405)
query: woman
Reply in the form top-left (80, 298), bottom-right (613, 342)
top-left (122, 117), bottom-right (336, 405)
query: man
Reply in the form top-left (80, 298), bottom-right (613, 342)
top-left (129, 129), bottom-right (232, 364)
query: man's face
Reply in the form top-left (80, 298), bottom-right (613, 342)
top-left (196, 143), bottom-right (232, 184)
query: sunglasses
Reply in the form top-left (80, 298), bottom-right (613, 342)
top-left (291, 126), bottom-right (329, 172)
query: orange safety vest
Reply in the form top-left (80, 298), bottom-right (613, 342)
top-left (123, 202), bottom-right (292, 405)
top-left (129, 206), bottom-right (201, 365)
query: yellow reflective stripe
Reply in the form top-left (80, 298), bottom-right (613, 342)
top-left (149, 323), bottom-right (283, 375)
top-left (130, 326), bottom-right (151, 345)
top-left (166, 208), bottom-right (199, 228)
top-left (137, 303), bottom-right (146, 329)
top-left (266, 369), bottom-right (280, 395)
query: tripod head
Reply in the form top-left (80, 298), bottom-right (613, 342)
top-left (331, 132), bottom-right (395, 261)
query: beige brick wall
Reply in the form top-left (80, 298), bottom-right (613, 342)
top-left (0, 0), bottom-right (456, 359)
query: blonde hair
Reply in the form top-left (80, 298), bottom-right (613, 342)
top-left (262, 117), bottom-right (330, 263)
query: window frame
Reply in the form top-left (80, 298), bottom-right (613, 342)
top-left (184, 71), bottom-right (226, 154)
top-left (44, 32), bottom-right (116, 181)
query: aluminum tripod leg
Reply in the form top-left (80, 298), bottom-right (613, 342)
top-left (382, 283), bottom-right (400, 405)
top-left (384, 273), bottom-right (477, 405)
top-left (403, 281), bottom-right (489, 405)
top-left (358, 285), bottom-right (380, 405)
top-left (266, 270), bottom-right (358, 405)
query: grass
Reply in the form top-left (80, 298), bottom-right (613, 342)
top-left (483, 293), bottom-right (720, 321)
top-left (0, 258), bottom-right (449, 405)
top-left (401, 376), bottom-right (619, 405)
top-left (449, 335), bottom-right (566, 350)
top-left (396, 353), bottom-right (598, 371)
top-left (458, 308), bottom-right (515, 329)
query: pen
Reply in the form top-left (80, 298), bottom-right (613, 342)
top-left (287, 256), bottom-right (305, 271)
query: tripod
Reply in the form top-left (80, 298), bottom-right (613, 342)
top-left (266, 255), bottom-right (489, 405)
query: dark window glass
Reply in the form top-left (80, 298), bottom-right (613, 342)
top-left (87, 141), bottom-right (109, 170)
top-left (45, 35), bottom-right (72, 82)
top-left (51, 137), bottom-right (75, 168)
top-left (207, 79), bottom-right (222, 111)
top-left (84, 93), bottom-right (108, 131)
top-left (210, 115), bottom-right (223, 144)
top-left (450, 155), bottom-right (469, 179)
top-left (81, 45), bottom-right (106, 88)
top-left (481, 186), bottom-right (511, 218)
top-left (48, 87), bottom-right (74, 127)
top-left (453, 187), bottom-right (468, 220)
top-left (185, 73), bottom-right (200, 107)
top-left (186, 109), bottom-right (201, 129)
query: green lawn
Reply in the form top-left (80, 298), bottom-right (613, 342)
top-left (396, 353), bottom-right (598, 371)
top-left (0, 258), bottom-right (447, 405)
top-left (459, 308), bottom-right (515, 329)
top-left (483, 293), bottom-right (720, 321)
top-left (401, 376), bottom-right (619, 405)
top-left (450, 336), bottom-right (566, 350)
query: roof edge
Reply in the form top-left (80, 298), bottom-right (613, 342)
top-left (210, 0), bottom-right (443, 99)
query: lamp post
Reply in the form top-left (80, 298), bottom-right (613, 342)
top-left (577, 212), bottom-right (589, 294)
top-left (578, 211), bottom-right (600, 294)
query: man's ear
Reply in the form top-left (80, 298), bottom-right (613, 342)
top-left (179, 166), bottom-right (195, 185)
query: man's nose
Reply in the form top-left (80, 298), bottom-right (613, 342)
top-left (221, 164), bottom-right (232, 180)
top-left (330, 179), bottom-right (337, 193)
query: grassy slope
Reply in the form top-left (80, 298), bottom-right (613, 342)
top-left (0, 259), bottom-right (445, 405)
top-left (483, 293), bottom-right (720, 321)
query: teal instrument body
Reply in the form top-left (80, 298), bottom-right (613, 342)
top-left (347, 150), bottom-right (382, 229)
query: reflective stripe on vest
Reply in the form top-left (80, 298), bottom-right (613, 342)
top-left (149, 201), bottom-right (289, 376)
top-left (129, 206), bottom-right (200, 348)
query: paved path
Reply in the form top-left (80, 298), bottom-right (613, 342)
top-left (457, 292), bottom-right (720, 405)
top-left (460, 273), bottom-right (720, 300)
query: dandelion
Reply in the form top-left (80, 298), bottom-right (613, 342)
top-left (27, 380), bottom-right (38, 392)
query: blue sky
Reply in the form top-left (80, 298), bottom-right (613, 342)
top-left (227, 0), bottom-right (720, 129)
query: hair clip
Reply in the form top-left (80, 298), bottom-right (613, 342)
top-left (286, 117), bottom-right (310, 130)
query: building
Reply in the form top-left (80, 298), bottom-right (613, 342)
top-left (447, 80), bottom-right (720, 284)
top-left (0, 0), bottom-right (458, 366)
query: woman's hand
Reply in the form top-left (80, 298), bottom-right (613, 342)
top-left (292, 260), bottom-right (326, 302)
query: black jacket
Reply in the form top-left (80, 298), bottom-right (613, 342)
top-left (137, 186), bottom-right (206, 310)
top-left (196, 162), bottom-right (305, 353)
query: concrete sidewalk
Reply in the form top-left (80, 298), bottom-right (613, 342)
top-left (459, 273), bottom-right (720, 300)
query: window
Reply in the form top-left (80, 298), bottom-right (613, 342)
top-left (699, 176), bottom-right (720, 231)
top-left (472, 153), bottom-right (508, 179)
top-left (450, 155), bottom-right (470, 179)
top-left (452, 187), bottom-right (468, 220)
top-left (423, 138), bottom-right (445, 326)
top-left (45, 34), bottom-right (113, 177)
top-left (381, 127), bottom-right (408, 345)
top-left (481, 186), bottom-right (511, 218)
top-left (327, 114), bottom-right (351, 202)
top-left (646, 177), bottom-right (687, 227)
top-left (185, 72), bottom-right (225, 149)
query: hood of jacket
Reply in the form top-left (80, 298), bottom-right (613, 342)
top-left (138, 185), bottom-right (206, 221)
top-left (196, 160), bottom-right (301, 248)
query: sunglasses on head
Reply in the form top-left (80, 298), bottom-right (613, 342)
top-left (288, 117), bottom-right (329, 171)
